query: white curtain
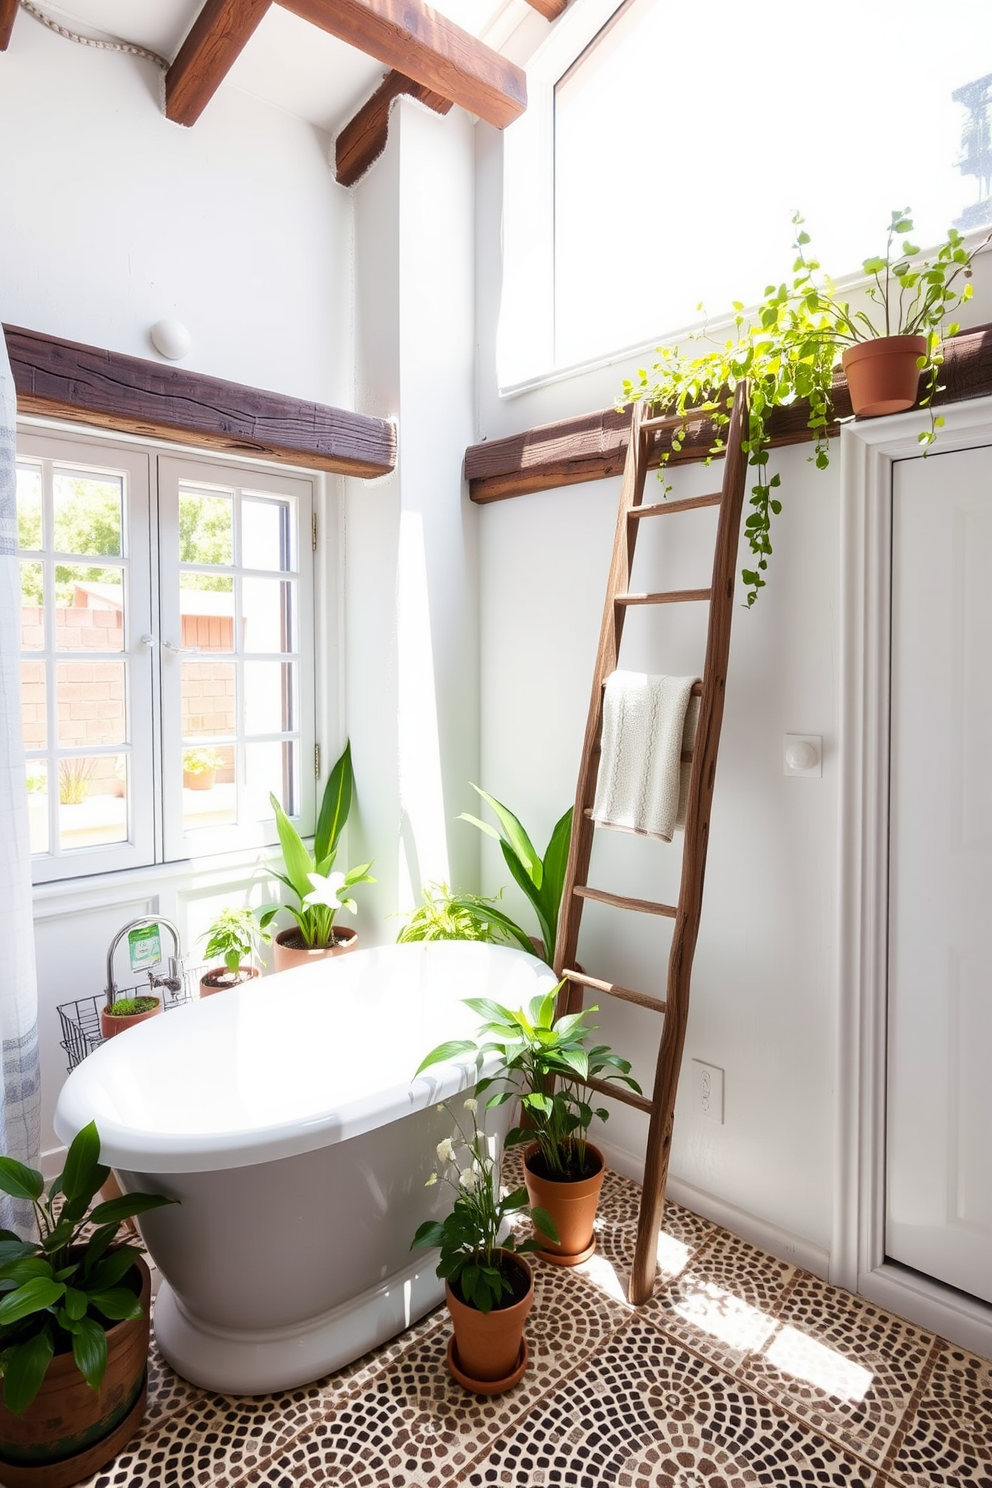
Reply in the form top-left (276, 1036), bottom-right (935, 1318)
top-left (0, 329), bottom-right (41, 1218)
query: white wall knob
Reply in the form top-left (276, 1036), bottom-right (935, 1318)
top-left (786, 740), bottom-right (817, 771)
top-left (151, 319), bottom-right (192, 360)
top-left (783, 734), bottom-right (822, 777)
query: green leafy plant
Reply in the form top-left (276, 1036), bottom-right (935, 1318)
top-left (58, 757), bottom-right (94, 806)
top-left (396, 883), bottom-right (524, 946)
top-left (622, 210), bottom-right (991, 607)
top-left (417, 985), bottom-right (640, 1181)
top-left (199, 906), bottom-right (274, 975)
top-left (182, 747), bottom-right (225, 777)
top-left (459, 788), bottom-right (573, 963)
top-left (268, 741), bottom-right (374, 950)
top-left (105, 995), bottom-right (159, 1017)
top-left (410, 1096), bottom-right (555, 1313)
top-left (0, 1121), bottom-right (174, 1414)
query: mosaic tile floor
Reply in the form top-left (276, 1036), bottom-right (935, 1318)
top-left (76, 1167), bottom-right (992, 1488)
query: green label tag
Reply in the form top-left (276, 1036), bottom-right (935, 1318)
top-left (128, 925), bottom-right (162, 972)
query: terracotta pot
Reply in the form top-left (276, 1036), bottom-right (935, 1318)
top-left (198, 964), bottom-right (259, 998)
top-left (444, 1251), bottom-right (533, 1390)
top-left (523, 1140), bottom-right (605, 1265)
top-left (841, 334), bottom-right (927, 418)
top-left (272, 925), bottom-right (358, 972)
top-left (100, 998), bottom-right (162, 1040)
top-left (183, 769), bottom-right (216, 791)
top-left (0, 1256), bottom-right (150, 1488)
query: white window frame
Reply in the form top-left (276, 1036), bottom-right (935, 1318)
top-left (16, 425), bottom-right (318, 884)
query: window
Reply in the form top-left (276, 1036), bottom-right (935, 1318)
top-left (16, 429), bottom-right (315, 883)
top-left (498, 0), bottom-right (992, 386)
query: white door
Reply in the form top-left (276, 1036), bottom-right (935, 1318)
top-left (887, 442), bottom-right (992, 1304)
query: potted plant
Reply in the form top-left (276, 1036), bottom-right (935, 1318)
top-left (418, 986), bottom-right (639, 1266)
top-left (100, 993), bottom-right (162, 1041)
top-left (410, 1096), bottom-right (556, 1394)
top-left (396, 882), bottom-right (528, 946)
top-left (197, 905), bottom-right (275, 996)
top-left (0, 1120), bottom-right (174, 1486)
top-left (181, 746), bottom-right (224, 791)
top-left (622, 209), bottom-right (991, 607)
top-left (267, 741), bottom-right (375, 971)
top-left (459, 787), bottom-right (573, 963)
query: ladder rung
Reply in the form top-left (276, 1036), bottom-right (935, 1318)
top-left (562, 967), bottom-right (667, 1015)
top-left (574, 885), bottom-right (677, 918)
top-left (631, 492), bottom-right (722, 518)
top-left (578, 1073), bottom-right (654, 1116)
top-left (616, 588), bottom-right (711, 606)
top-left (599, 680), bottom-right (702, 696)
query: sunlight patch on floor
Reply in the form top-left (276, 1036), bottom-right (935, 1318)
top-left (763, 1322), bottom-right (874, 1403)
top-left (672, 1275), bottom-right (778, 1354)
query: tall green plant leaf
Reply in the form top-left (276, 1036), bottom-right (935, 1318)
top-left (70, 1316), bottom-right (107, 1391)
top-left (467, 787), bottom-right (541, 883)
top-left (0, 1158), bottom-right (44, 1203)
top-left (537, 806), bottom-right (573, 956)
top-left (269, 796), bottom-right (315, 901)
top-left (0, 1277), bottom-right (65, 1325)
top-left (314, 740), bottom-right (353, 865)
top-left (61, 1120), bottom-right (102, 1209)
top-left (2, 1329), bottom-right (53, 1415)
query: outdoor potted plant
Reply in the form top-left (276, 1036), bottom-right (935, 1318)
top-left (267, 741), bottom-right (375, 971)
top-left (417, 985), bottom-right (639, 1266)
top-left (0, 1120), bottom-right (174, 1486)
top-left (182, 746), bottom-right (224, 791)
top-left (197, 905), bottom-right (275, 996)
top-left (459, 787), bottom-right (573, 964)
top-left (100, 993), bottom-right (162, 1040)
top-left (410, 1095), bottom-right (556, 1394)
top-left (621, 209), bottom-right (991, 608)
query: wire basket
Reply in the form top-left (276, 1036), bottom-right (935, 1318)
top-left (57, 962), bottom-right (206, 1073)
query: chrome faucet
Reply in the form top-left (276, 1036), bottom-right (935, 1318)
top-left (105, 916), bottom-right (184, 1010)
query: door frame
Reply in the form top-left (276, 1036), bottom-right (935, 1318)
top-left (835, 392), bottom-right (992, 1357)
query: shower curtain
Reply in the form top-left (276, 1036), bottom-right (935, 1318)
top-left (0, 328), bottom-right (41, 1220)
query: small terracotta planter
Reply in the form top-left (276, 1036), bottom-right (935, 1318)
top-left (272, 926), bottom-right (358, 972)
top-left (523, 1141), bottom-right (605, 1266)
top-left (198, 964), bottom-right (260, 998)
top-left (0, 1256), bottom-right (150, 1488)
top-left (183, 769), bottom-right (216, 791)
top-left (100, 998), bottom-right (162, 1040)
top-left (842, 334), bottom-right (927, 418)
top-left (445, 1251), bottom-right (533, 1392)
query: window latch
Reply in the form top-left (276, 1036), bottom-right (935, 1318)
top-left (162, 639), bottom-right (202, 656)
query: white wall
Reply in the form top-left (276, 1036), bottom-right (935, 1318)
top-left (0, 18), bottom-right (352, 406)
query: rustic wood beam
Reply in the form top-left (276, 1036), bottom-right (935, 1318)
top-left (4, 325), bottom-right (395, 479)
top-left (166, 0), bottom-right (272, 127)
top-left (525, 0), bottom-right (570, 19)
top-left (0, 0), bottom-right (19, 50)
top-left (466, 323), bottom-right (992, 503)
top-left (335, 69), bottom-right (452, 187)
top-left (278, 0), bottom-right (526, 129)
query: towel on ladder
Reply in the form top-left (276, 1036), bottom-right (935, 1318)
top-left (591, 670), bottom-right (700, 842)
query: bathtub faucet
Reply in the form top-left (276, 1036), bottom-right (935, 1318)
top-left (105, 916), bottom-right (184, 1010)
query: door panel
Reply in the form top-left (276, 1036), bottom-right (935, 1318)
top-left (887, 443), bottom-right (992, 1303)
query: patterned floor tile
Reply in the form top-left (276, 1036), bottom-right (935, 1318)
top-left (886, 1339), bottom-right (992, 1487)
top-left (738, 1272), bottom-right (935, 1467)
top-left (464, 1319), bottom-right (883, 1487)
top-left (638, 1228), bottom-right (794, 1370)
top-left (239, 1262), bottom-right (630, 1488)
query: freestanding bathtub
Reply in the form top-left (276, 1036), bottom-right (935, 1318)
top-left (54, 941), bottom-right (557, 1394)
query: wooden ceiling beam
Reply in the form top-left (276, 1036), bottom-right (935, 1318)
top-left (0, 0), bottom-right (19, 50)
top-left (166, 0), bottom-right (273, 127)
top-left (465, 324), bottom-right (992, 503)
top-left (5, 325), bottom-right (396, 479)
top-left (335, 70), bottom-right (452, 187)
top-left (525, 0), bottom-right (570, 19)
top-left (278, 0), bottom-right (526, 129)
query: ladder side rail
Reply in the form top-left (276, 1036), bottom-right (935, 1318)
top-left (554, 401), bottom-right (650, 1005)
top-left (629, 380), bottom-right (751, 1305)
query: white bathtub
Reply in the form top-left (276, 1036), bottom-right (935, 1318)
top-left (54, 941), bottom-right (557, 1394)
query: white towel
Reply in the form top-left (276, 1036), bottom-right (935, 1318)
top-left (592, 671), bottom-right (700, 842)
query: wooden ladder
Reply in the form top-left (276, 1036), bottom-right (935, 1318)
top-left (553, 381), bottom-right (749, 1307)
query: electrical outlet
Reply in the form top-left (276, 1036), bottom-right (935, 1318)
top-left (690, 1059), bottom-right (724, 1123)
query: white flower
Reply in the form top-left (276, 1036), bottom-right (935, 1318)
top-left (302, 871), bottom-right (348, 909)
top-left (459, 1166), bottom-right (479, 1193)
top-left (424, 1172), bottom-right (438, 1187)
top-left (463, 1098), bottom-right (478, 1114)
top-left (435, 1138), bottom-right (455, 1163)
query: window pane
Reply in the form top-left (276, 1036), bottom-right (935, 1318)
top-left (53, 471), bottom-right (122, 557)
top-left (182, 659), bottom-right (236, 741)
top-left (20, 565), bottom-right (43, 648)
top-left (179, 574), bottom-right (235, 654)
top-left (242, 577), bottom-right (294, 654)
top-left (26, 762), bottom-right (48, 854)
top-left (243, 496), bottom-right (293, 572)
top-left (182, 743), bottom-right (235, 832)
top-left (179, 488), bottom-right (233, 567)
top-left (21, 661), bottom-right (47, 750)
top-left (56, 661), bottom-right (126, 749)
top-left (54, 566), bottom-right (123, 651)
top-left (58, 754), bottom-right (127, 850)
top-left (16, 465), bottom-right (42, 549)
top-left (245, 740), bottom-right (296, 823)
top-left (244, 660), bottom-right (293, 736)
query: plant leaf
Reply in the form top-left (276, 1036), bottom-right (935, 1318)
top-left (88, 1192), bottom-right (175, 1226)
top-left (71, 1316), bottom-right (108, 1391)
top-left (61, 1120), bottom-right (103, 1209)
top-left (314, 740), bottom-right (353, 865)
top-left (0, 1157), bottom-right (44, 1203)
top-left (1, 1328), bottom-right (54, 1415)
top-left (269, 794), bottom-right (315, 902)
top-left (414, 1041), bottom-right (477, 1076)
top-left (0, 1276), bottom-right (65, 1325)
